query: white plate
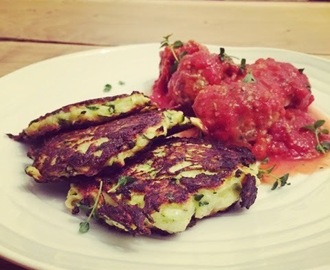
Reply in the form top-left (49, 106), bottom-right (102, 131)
top-left (0, 44), bottom-right (330, 270)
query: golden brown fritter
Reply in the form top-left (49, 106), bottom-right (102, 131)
top-left (66, 137), bottom-right (259, 235)
top-left (9, 91), bottom-right (156, 142)
top-left (26, 110), bottom-right (196, 183)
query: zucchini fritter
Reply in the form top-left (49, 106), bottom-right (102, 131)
top-left (66, 137), bottom-right (259, 235)
top-left (10, 91), bottom-right (155, 142)
top-left (26, 110), bottom-right (196, 183)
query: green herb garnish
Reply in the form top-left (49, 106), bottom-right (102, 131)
top-left (239, 58), bottom-right (256, 83)
top-left (86, 105), bottom-right (99, 111)
top-left (194, 194), bottom-right (204, 202)
top-left (107, 176), bottom-right (136, 193)
top-left (199, 201), bottom-right (209, 207)
top-left (219, 47), bottom-right (226, 62)
top-left (258, 164), bottom-right (291, 190)
top-left (103, 81), bottom-right (125, 93)
top-left (160, 34), bottom-right (185, 73)
top-left (194, 194), bottom-right (209, 206)
top-left (79, 221), bottom-right (90, 233)
top-left (79, 180), bottom-right (103, 233)
top-left (303, 120), bottom-right (330, 154)
top-left (107, 104), bottom-right (115, 114)
top-left (104, 83), bottom-right (112, 92)
top-left (218, 47), bottom-right (235, 62)
top-left (58, 118), bottom-right (69, 127)
top-left (161, 34), bottom-right (184, 60)
top-left (117, 175), bottom-right (135, 187)
top-left (240, 58), bottom-right (247, 71)
top-left (271, 173), bottom-right (290, 190)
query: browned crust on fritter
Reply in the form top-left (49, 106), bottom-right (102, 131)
top-left (100, 179), bottom-right (191, 235)
top-left (88, 137), bottom-right (258, 234)
top-left (26, 110), bottom-right (163, 182)
top-left (240, 174), bottom-right (258, 209)
top-left (117, 137), bottom-right (256, 190)
top-left (9, 91), bottom-right (156, 142)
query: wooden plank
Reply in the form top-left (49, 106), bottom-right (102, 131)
top-left (0, 42), bottom-right (102, 77)
top-left (1, 0), bottom-right (330, 55)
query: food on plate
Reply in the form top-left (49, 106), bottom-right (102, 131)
top-left (10, 89), bottom-right (259, 235)
top-left (25, 108), bottom-right (198, 183)
top-left (152, 37), bottom-right (209, 108)
top-left (193, 59), bottom-right (319, 160)
top-left (151, 37), bottom-right (330, 161)
top-left (9, 91), bottom-right (155, 142)
top-left (16, 36), bottom-right (330, 236)
top-left (65, 137), bottom-right (259, 235)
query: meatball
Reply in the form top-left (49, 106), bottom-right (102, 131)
top-left (249, 58), bottom-right (314, 110)
top-left (193, 58), bottom-right (316, 160)
top-left (167, 51), bottom-right (242, 108)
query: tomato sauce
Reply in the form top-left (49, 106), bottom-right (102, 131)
top-left (151, 40), bottom-right (330, 173)
top-left (259, 153), bottom-right (330, 184)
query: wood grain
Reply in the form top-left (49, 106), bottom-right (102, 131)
top-left (1, 0), bottom-right (330, 55)
top-left (0, 42), bottom-right (101, 77)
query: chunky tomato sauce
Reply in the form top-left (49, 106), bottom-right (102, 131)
top-left (151, 40), bottom-right (330, 164)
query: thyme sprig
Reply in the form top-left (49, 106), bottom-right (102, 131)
top-left (239, 58), bottom-right (256, 83)
top-left (258, 162), bottom-right (291, 190)
top-left (160, 34), bottom-right (184, 62)
top-left (303, 120), bottom-right (330, 154)
top-left (270, 173), bottom-right (290, 190)
top-left (79, 180), bottom-right (103, 233)
top-left (160, 34), bottom-right (185, 73)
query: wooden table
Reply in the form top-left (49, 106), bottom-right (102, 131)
top-left (1, 0), bottom-right (329, 269)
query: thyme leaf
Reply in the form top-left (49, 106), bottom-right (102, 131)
top-left (194, 194), bottom-right (204, 202)
top-left (79, 221), bottom-right (90, 233)
top-left (107, 104), bottom-right (115, 114)
top-left (103, 83), bottom-right (112, 92)
top-left (219, 47), bottom-right (226, 62)
top-left (79, 180), bottom-right (103, 233)
top-left (160, 34), bottom-right (172, 48)
top-left (86, 105), bottom-right (99, 111)
top-left (199, 201), bottom-right (209, 207)
top-left (257, 165), bottom-right (275, 178)
top-left (160, 34), bottom-right (183, 62)
top-left (172, 40), bottom-right (184, 49)
top-left (103, 81), bottom-right (125, 93)
top-left (117, 175), bottom-right (135, 187)
top-left (271, 173), bottom-right (290, 190)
